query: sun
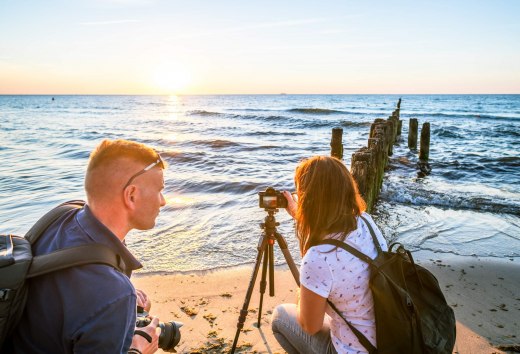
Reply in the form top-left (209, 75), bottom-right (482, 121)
top-left (152, 66), bottom-right (192, 94)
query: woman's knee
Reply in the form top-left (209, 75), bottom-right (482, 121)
top-left (271, 303), bottom-right (297, 332)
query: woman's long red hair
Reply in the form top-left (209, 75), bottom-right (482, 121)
top-left (294, 156), bottom-right (366, 255)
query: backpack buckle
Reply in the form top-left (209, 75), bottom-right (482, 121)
top-left (0, 288), bottom-right (12, 301)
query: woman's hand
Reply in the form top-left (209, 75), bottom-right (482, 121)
top-left (283, 190), bottom-right (297, 219)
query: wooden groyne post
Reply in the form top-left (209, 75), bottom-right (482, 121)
top-left (343, 100), bottom-right (402, 212)
top-left (330, 99), bottom-right (432, 211)
top-left (418, 122), bottom-right (432, 175)
top-left (408, 118), bottom-right (418, 150)
top-left (330, 127), bottom-right (344, 160)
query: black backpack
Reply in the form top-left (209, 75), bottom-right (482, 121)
top-left (0, 201), bottom-right (126, 351)
top-left (318, 216), bottom-right (456, 354)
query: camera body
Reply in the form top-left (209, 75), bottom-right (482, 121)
top-left (258, 187), bottom-right (287, 209)
top-left (136, 310), bottom-right (182, 352)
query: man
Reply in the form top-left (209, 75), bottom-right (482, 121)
top-left (12, 139), bottom-right (166, 353)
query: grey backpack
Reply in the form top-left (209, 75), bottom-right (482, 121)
top-left (0, 201), bottom-right (126, 350)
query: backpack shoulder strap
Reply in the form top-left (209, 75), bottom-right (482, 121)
top-left (327, 299), bottom-right (377, 354)
top-left (318, 239), bottom-right (375, 265)
top-left (359, 215), bottom-right (383, 254)
top-left (27, 243), bottom-right (126, 278)
top-left (25, 200), bottom-right (85, 244)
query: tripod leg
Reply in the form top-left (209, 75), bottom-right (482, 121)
top-left (257, 248), bottom-right (269, 326)
top-left (231, 236), bottom-right (268, 353)
top-left (275, 232), bottom-right (300, 286)
top-left (269, 241), bottom-right (275, 296)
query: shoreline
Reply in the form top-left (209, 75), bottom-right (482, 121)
top-left (132, 252), bottom-right (520, 353)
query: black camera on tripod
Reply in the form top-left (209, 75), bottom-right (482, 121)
top-left (258, 187), bottom-right (287, 210)
top-left (136, 308), bottom-right (182, 352)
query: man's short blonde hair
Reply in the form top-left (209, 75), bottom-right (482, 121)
top-left (85, 139), bottom-right (166, 200)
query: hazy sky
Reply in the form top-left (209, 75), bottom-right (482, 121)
top-left (1, 0), bottom-right (519, 94)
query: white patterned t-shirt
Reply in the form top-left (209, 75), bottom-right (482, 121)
top-left (300, 213), bottom-right (388, 354)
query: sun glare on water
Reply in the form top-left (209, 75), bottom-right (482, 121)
top-left (166, 195), bottom-right (195, 206)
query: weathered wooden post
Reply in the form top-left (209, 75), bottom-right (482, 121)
top-left (418, 122), bottom-right (432, 175)
top-left (419, 122), bottom-right (430, 161)
top-left (352, 148), bottom-right (374, 211)
top-left (330, 127), bottom-right (343, 160)
top-left (368, 137), bottom-right (383, 197)
top-left (385, 120), bottom-right (395, 156)
top-left (408, 118), bottom-right (418, 150)
top-left (374, 125), bottom-right (388, 168)
top-left (351, 159), bottom-right (369, 210)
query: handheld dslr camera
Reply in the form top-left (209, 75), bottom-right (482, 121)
top-left (136, 308), bottom-right (182, 352)
top-left (258, 187), bottom-right (287, 210)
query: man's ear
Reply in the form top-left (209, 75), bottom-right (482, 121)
top-left (123, 185), bottom-right (138, 210)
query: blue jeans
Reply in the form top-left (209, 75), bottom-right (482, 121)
top-left (271, 304), bottom-right (338, 354)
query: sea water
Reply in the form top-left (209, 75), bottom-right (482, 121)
top-left (1, 94), bottom-right (519, 273)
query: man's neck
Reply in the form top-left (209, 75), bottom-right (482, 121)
top-left (88, 203), bottom-right (129, 242)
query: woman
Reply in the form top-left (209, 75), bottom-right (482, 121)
top-left (271, 156), bottom-right (388, 354)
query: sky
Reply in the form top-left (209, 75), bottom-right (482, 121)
top-left (0, 0), bottom-right (519, 94)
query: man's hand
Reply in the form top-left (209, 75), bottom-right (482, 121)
top-left (131, 317), bottom-right (159, 354)
top-left (136, 289), bottom-right (152, 312)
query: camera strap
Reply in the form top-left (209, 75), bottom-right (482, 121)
top-left (134, 330), bottom-right (152, 343)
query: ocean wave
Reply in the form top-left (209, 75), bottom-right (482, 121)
top-left (186, 110), bottom-right (224, 116)
top-left (491, 126), bottom-right (520, 138)
top-left (261, 115), bottom-right (290, 122)
top-left (288, 108), bottom-right (345, 114)
top-left (61, 149), bottom-right (90, 159)
top-left (189, 139), bottom-right (241, 149)
top-left (161, 151), bottom-right (207, 164)
top-left (431, 157), bottom-right (520, 179)
top-left (92, 106), bottom-right (124, 110)
top-left (432, 127), bottom-right (464, 139)
top-left (242, 130), bottom-right (304, 137)
top-left (340, 120), bottom-right (372, 127)
top-left (380, 186), bottom-right (520, 215)
top-left (177, 179), bottom-right (263, 194)
top-left (478, 156), bottom-right (520, 167)
top-left (233, 108), bottom-right (275, 112)
top-left (411, 112), bottom-right (520, 121)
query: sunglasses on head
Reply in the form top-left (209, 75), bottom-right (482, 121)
top-left (123, 154), bottom-right (164, 190)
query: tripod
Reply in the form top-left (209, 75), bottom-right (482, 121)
top-left (230, 208), bottom-right (300, 353)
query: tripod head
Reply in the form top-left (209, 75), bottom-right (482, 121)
top-left (260, 208), bottom-right (280, 237)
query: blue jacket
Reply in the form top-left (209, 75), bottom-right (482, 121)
top-left (12, 204), bottom-right (142, 353)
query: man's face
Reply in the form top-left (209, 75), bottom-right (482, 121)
top-left (131, 167), bottom-right (166, 230)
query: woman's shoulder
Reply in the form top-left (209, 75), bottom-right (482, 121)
top-left (359, 211), bottom-right (375, 224)
top-left (358, 212), bottom-right (388, 251)
top-left (357, 211), bottom-right (379, 232)
top-left (305, 243), bottom-right (336, 256)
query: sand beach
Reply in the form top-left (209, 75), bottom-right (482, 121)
top-left (132, 252), bottom-right (520, 354)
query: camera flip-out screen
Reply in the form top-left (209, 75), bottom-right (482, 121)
top-left (262, 196), bottom-right (277, 208)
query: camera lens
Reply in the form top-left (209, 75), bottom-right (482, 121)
top-left (158, 321), bottom-right (182, 352)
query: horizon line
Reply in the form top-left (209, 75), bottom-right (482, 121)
top-left (1, 93), bottom-right (519, 96)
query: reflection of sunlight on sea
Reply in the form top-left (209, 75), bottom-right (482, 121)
top-left (167, 195), bottom-right (195, 206)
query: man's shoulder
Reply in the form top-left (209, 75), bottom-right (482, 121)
top-left (62, 262), bottom-right (134, 295)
